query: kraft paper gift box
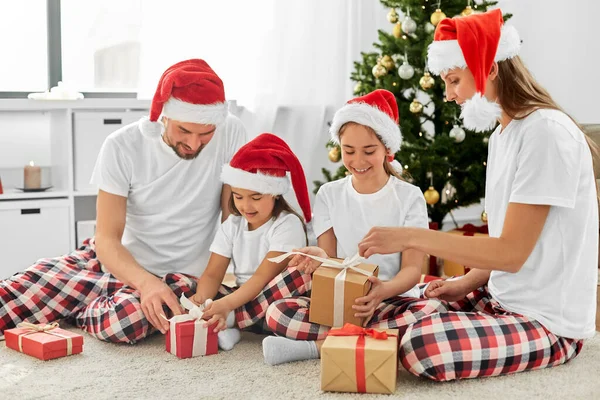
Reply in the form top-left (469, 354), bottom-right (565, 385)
top-left (266, 252), bottom-right (378, 327)
top-left (321, 324), bottom-right (398, 394)
top-left (165, 294), bottom-right (219, 359)
top-left (5, 322), bottom-right (84, 361)
top-left (309, 257), bottom-right (378, 328)
top-left (443, 224), bottom-right (489, 277)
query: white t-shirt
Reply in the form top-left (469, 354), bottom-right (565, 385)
top-left (313, 175), bottom-right (429, 297)
top-left (90, 114), bottom-right (247, 278)
top-left (209, 212), bottom-right (307, 286)
top-left (486, 109), bottom-right (598, 339)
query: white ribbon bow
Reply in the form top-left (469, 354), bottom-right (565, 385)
top-left (268, 251), bottom-right (373, 327)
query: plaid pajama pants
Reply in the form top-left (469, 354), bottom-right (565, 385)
top-left (400, 285), bottom-right (584, 381)
top-left (0, 238), bottom-right (311, 343)
top-left (265, 285), bottom-right (448, 341)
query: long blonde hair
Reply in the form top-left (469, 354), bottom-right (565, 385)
top-left (496, 56), bottom-right (600, 183)
top-left (338, 122), bottom-right (404, 180)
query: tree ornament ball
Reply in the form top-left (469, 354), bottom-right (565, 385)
top-left (449, 125), bottom-right (466, 143)
top-left (402, 17), bottom-right (417, 34)
top-left (424, 186), bottom-right (440, 205)
top-left (398, 62), bottom-right (415, 80)
top-left (409, 99), bottom-right (423, 114)
top-left (461, 6), bottom-right (474, 16)
top-left (483, 136), bottom-right (489, 144)
top-left (419, 72), bottom-right (435, 90)
top-left (372, 63), bottom-right (387, 78)
top-left (380, 55), bottom-right (395, 71)
top-left (387, 8), bottom-right (399, 24)
top-left (353, 82), bottom-right (363, 94)
top-left (430, 9), bottom-right (447, 26)
top-left (328, 146), bottom-right (341, 162)
top-left (392, 22), bottom-right (402, 38)
top-left (481, 211), bottom-right (488, 223)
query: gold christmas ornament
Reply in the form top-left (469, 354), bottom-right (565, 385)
top-left (387, 8), bottom-right (399, 24)
top-left (380, 55), bottom-right (395, 71)
top-left (392, 22), bottom-right (402, 38)
top-left (481, 211), bottom-right (488, 223)
top-left (409, 99), bottom-right (423, 114)
top-left (328, 146), bottom-right (341, 162)
top-left (372, 63), bottom-right (387, 79)
top-left (461, 5), bottom-right (474, 16)
top-left (430, 9), bottom-right (447, 26)
top-left (419, 72), bottom-right (435, 90)
top-left (424, 186), bottom-right (440, 205)
top-left (353, 82), bottom-right (363, 94)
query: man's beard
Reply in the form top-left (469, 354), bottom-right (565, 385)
top-left (169, 142), bottom-right (205, 160)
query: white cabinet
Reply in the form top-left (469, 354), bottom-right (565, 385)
top-left (0, 199), bottom-right (71, 278)
top-left (73, 110), bottom-right (147, 192)
top-left (0, 99), bottom-right (150, 275)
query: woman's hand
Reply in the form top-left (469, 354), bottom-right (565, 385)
top-left (287, 246), bottom-right (328, 275)
top-left (353, 276), bottom-right (388, 327)
top-left (358, 227), bottom-right (409, 258)
top-left (424, 279), bottom-right (470, 302)
top-left (202, 298), bottom-right (232, 333)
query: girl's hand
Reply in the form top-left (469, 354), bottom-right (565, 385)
top-left (287, 246), bottom-right (328, 275)
top-left (353, 276), bottom-right (388, 327)
top-left (202, 299), bottom-right (232, 333)
top-left (189, 292), bottom-right (207, 307)
top-left (424, 279), bottom-right (469, 302)
top-left (358, 227), bottom-right (408, 258)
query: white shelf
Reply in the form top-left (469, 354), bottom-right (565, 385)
top-left (0, 98), bottom-right (151, 112)
top-left (0, 188), bottom-right (70, 201)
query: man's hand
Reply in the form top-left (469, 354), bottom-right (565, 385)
top-left (138, 276), bottom-right (183, 334)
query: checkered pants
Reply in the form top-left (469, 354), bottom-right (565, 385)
top-left (400, 285), bottom-right (584, 381)
top-left (265, 286), bottom-right (448, 341)
top-left (0, 238), bottom-right (311, 343)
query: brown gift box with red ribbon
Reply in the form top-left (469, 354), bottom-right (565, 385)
top-left (5, 322), bottom-right (84, 361)
top-left (443, 224), bottom-right (489, 276)
top-left (321, 323), bottom-right (398, 394)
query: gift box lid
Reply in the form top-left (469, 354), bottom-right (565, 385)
top-left (314, 259), bottom-right (379, 284)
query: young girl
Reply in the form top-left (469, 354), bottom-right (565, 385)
top-left (190, 133), bottom-right (313, 350)
top-left (262, 89), bottom-right (446, 365)
top-left (358, 9), bottom-right (598, 381)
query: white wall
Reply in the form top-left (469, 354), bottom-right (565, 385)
top-left (496, 0), bottom-right (600, 124)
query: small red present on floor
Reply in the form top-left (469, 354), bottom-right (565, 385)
top-left (165, 294), bottom-right (218, 359)
top-left (5, 322), bottom-right (84, 361)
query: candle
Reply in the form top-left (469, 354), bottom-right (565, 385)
top-left (24, 161), bottom-right (42, 189)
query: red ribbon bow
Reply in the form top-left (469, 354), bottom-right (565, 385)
top-left (457, 223), bottom-right (488, 235)
top-left (327, 324), bottom-right (395, 392)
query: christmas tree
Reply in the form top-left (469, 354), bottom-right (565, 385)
top-left (315, 1), bottom-right (511, 228)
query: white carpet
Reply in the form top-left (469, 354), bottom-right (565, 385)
top-left (1, 325), bottom-right (599, 400)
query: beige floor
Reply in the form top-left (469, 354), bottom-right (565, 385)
top-left (1, 324), bottom-right (599, 400)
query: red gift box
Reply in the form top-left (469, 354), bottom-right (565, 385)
top-left (5, 322), bottom-right (84, 361)
top-left (165, 316), bottom-right (218, 359)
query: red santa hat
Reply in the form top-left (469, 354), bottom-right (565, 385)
top-left (139, 59), bottom-right (229, 138)
top-left (427, 9), bottom-right (521, 132)
top-left (221, 133), bottom-right (312, 223)
top-left (329, 89), bottom-right (402, 153)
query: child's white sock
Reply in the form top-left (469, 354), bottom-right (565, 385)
top-left (226, 310), bottom-right (236, 329)
top-left (218, 328), bottom-right (241, 351)
top-left (262, 336), bottom-right (319, 365)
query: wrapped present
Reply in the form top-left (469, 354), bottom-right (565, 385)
top-left (443, 224), bottom-right (489, 276)
top-left (5, 322), bottom-right (83, 361)
top-left (268, 252), bottom-right (378, 327)
top-left (321, 323), bottom-right (398, 394)
top-left (164, 295), bottom-right (218, 359)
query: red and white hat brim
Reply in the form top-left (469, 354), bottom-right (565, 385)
top-left (329, 102), bottom-right (402, 153)
top-left (221, 164), bottom-right (290, 195)
top-left (427, 25), bottom-right (521, 75)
